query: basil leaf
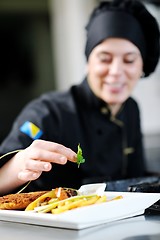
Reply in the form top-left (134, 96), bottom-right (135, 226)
top-left (76, 144), bottom-right (85, 168)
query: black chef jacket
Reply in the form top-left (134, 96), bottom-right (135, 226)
top-left (0, 79), bottom-right (146, 192)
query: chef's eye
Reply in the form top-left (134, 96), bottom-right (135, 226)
top-left (98, 54), bottom-right (111, 63)
top-left (124, 58), bottom-right (135, 64)
top-left (124, 53), bottom-right (140, 64)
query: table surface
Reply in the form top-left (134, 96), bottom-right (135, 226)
top-left (0, 211), bottom-right (160, 240)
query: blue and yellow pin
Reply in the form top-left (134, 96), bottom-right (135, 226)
top-left (20, 121), bottom-right (43, 140)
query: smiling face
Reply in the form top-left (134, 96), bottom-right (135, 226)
top-left (86, 38), bottom-right (143, 115)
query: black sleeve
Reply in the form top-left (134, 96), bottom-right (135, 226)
top-left (0, 93), bottom-right (61, 167)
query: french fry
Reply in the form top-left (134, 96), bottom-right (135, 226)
top-left (34, 200), bottom-right (60, 213)
top-left (52, 199), bottom-right (85, 214)
top-left (33, 194), bottom-right (107, 214)
top-left (109, 195), bottom-right (123, 202)
top-left (95, 195), bottom-right (107, 204)
top-left (52, 195), bottom-right (108, 214)
top-left (34, 194), bottom-right (97, 213)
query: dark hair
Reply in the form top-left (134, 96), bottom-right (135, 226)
top-left (85, 0), bottom-right (160, 77)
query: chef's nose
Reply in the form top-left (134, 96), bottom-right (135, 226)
top-left (109, 59), bottom-right (123, 75)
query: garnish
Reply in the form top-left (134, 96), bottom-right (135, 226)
top-left (76, 144), bottom-right (85, 168)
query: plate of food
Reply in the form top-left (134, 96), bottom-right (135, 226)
top-left (0, 183), bottom-right (159, 230)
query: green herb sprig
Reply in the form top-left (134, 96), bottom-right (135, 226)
top-left (76, 144), bottom-right (85, 168)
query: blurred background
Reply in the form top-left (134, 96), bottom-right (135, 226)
top-left (0, 0), bottom-right (160, 173)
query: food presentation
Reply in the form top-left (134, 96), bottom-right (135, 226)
top-left (0, 183), bottom-right (121, 213)
top-left (0, 183), bottom-right (160, 230)
top-left (0, 146), bottom-right (159, 230)
top-left (0, 145), bottom-right (108, 214)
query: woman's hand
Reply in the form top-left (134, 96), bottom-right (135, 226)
top-left (14, 140), bottom-right (77, 182)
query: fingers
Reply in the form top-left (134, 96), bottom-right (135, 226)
top-left (26, 148), bottom-right (68, 165)
top-left (18, 170), bottom-right (42, 181)
top-left (29, 140), bottom-right (77, 163)
top-left (25, 159), bottom-right (52, 172)
top-left (17, 158), bottom-right (52, 181)
top-left (17, 160), bottom-right (52, 181)
top-left (16, 140), bottom-right (77, 181)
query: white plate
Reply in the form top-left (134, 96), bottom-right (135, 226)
top-left (0, 191), bottom-right (159, 230)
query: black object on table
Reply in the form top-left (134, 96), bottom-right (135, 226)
top-left (105, 176), bottom-right (160, 214)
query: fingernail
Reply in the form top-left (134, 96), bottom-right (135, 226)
top-left (73, 155), bottom-right (77, 162)
top-left (44, 163), bottom-right (50, 170)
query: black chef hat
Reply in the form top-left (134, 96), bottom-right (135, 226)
top-left (85, 0), bottom-right (160, 77)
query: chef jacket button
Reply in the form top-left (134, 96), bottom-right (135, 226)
top-left (100, 107), bottom-right (108, 114)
